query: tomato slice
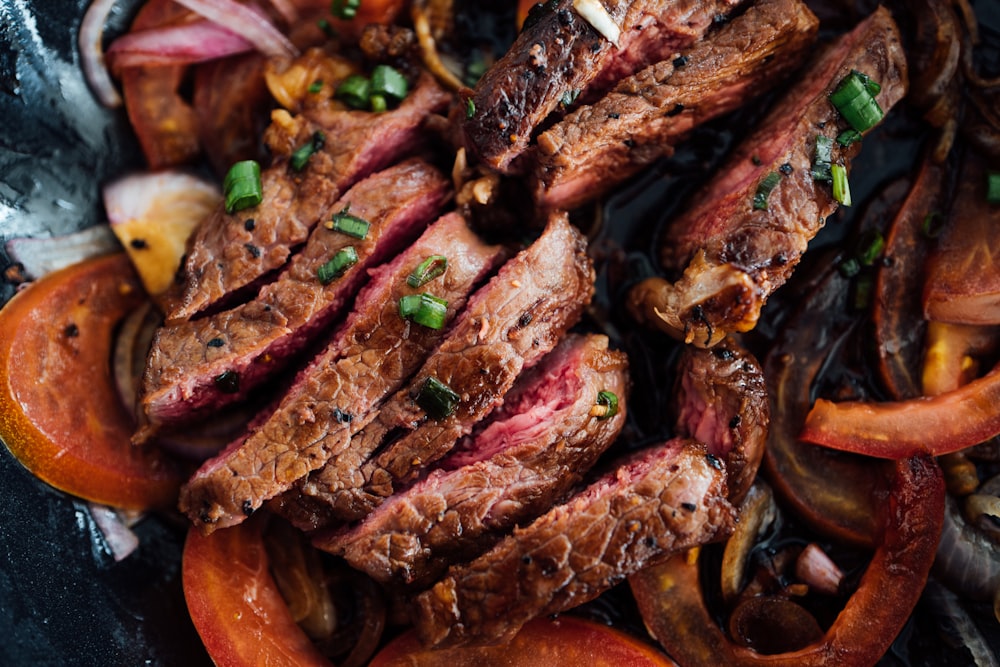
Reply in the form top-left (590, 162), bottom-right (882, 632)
top-left (183, 516), bottom-right (330, 667)
top-left (370, 615), bottom-right (674, 667)
top-left (0, 253), bottom-right (181, 509)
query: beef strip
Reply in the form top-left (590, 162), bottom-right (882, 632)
top-left (137, 159), bottom-right (452, 440)
top-left (412, 437), bottom-right (736, 647)
top-left (532, 0), bottom-right (819, 210)
top-left (463, 0), bottom-right (745, 173)
top-left (314, 333), bottom-right (628, 588)
top-left (178, 212), bottom-right (506, 532)
top-left (295, 213), bottom-right (594, 524)
top-left (628, 7), bottom-right (907, 347)
top-left (170, 73), bottom-right (450, 322)
top-left (672, 337), bottom-right (768, 503)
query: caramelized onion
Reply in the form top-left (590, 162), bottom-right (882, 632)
top-left (107, 21), bottom-right (255, 68)
top-left (79, 0), bottom-right (122, 107)
top-left (172, 0), bottom-right (297, 60)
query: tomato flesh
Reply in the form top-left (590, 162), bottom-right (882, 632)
top-left (0, 253), bottom-right (181, 509)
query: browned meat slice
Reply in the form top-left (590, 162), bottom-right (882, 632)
top-left (628, 7), bottom-right (907, 347)
top-left (532, 0), bottom-right (819, 209)
top-left (412, 438), bottom-right (737, 647)
top-left (313, 333), bottom-right (628, 588)
top-left (137, 160), bottom-right (452, 440)
top-left (178, 212), bottom-right (506, 532)
top-left (672, 338), bottom-right (768, 503)
top-left (295, 213), bottom-right (595, 523)
top-left (170, 73), bottom-right (450, 321)
top-left (463, 0), bottom-right (745, 173)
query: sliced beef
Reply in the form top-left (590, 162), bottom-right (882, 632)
top-left (137, 160), bottom-right (452, 439)
top-left (170, 73), bottom-right (450, 321)
top-left (412, 438), bottom-right (737, 647)
top-left (314, 333), bottom-right (628, 588)
top-left (672, 338), bottom-right (768, 503)
top-left (532, 0), bottom-right (819, 210)
top-left (463, 0), bottom-right (745, 173)
top-left (295, 213), bottom-right (595, 523)
top-left (178, 212), bottom-right (506, 532)
top-left (628, 7), bottom-right (907, 347)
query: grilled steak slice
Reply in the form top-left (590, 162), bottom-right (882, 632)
top-left (413, 438), bottom-right (736, 647)
top-left (532, 0), bottom-right (819, 210)
top-left (170, 73), bottom-right (450, 321)
top-left (137, 160), bottom-right (452, 439)
top-left (463, 0), bottom-right (744, 173)
top-left (628, 7), bottom-right (907, 347)
top-left (673, 338), bottom-right (767, 503)
top-left (301, 214), bottom-right (594, 522)
top-left (314, 334), bottom-right (628, 587)
top-left (178, 213), bottom-right (506, 532)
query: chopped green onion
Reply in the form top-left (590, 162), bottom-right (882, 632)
top-left (317, 246), bottom-right (358, 284)
top-left (465, 98), bottom-right (476, 119)
top-left (223, 160), bottom-right (263, 213)
top-left (593, 391), bottom-right (619, 420)
top-left (398, 293), bottom-right (449, 329)
top-left (921, 211), bottom-right (944, 238)
top-left (290, 131), bottom-right (326, 172)
top-left (559, 89), bottom-right (581, 108)
top-left (316, 18), bottom-right (336, 38)
top-left (416, 376), bottom-right (460, 419)
top-left (753, 171), bottom-right (782, 210)
top-left (829, 70), bottom-right (884, 133)
top-left (831, 163), bottom-right (852, 206)
top-left (407, 255), bottom-right (448, 288)
top-left (988, 171), bottom-right (1000, 204)
top-left (369, 94), bottom-right (387, 113)
top-left (858, 230), bottom-right (885, 266)
top-left (370, 65), bottom-right (408, 102)
top-left (812, 135), bottom-right (833, 182)
top-left (836, 129), bottom-right (862, 147)
top-left (326, 206), bottom-right (370, 239)
top-left (331, 0), bottom-right (360, 19)
top-left (336, 74), bottom-right (371, 109)
top-left (837, 257), bottom-right (860, 278)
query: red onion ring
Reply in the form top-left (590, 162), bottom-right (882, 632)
top-left (106, 20), bottom-right (256, 69)
top-left (79, 0), bottom-right (122, 107)
top-left (173, 0), bottom-right (298, 60)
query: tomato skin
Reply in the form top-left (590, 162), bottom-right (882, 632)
top-left (370, 615), bottom-right (675, 667)
top-left (182, 516), bottom-right (331, 667)
top-left (0, 253), bottom-right (181, 510)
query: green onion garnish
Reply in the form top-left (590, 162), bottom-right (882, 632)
top-left (858, 230), bottom-right (885, 266)
top-left (290, 131), bottom-right (326, 172)
top-left (336, 74), bottom-right (371, 109)
top-left (398, 293), bottom-right (449, 329)
top-left (838, 257), bottom-right (860, 278)
top-left (369, 94), bottom-right (387, 113)
top-left (317, 246), bottom-right (358, 284)
top-left (465, 98), bottom-right (476, 119)
top-left (753, 171), bottom-right (782, 210)
top-left (331, 0), bottom-right (360, 19)
top-left (407, 255), bottom-right (448, 288)
top-left (812, 135), bottom-right (833, 182)
top-left (593, 391), bottom-right (619, 420)
top-left (416, 375), bottom-right (460, 419)
top-left (829, 70), bottom-right (884, 133)
top-left (308, 80), bottom-right (324, 94)
top-left (836, 129), bottom-right (862, 147)
top-left (988, 171), bottom-right (1000, 204)
top-left (370, 65), bottom-right (408, 102)
top-left (921, 211), bottom-right (944, 238)
top-left (223, 160), bottom-right (263, 213)
top-left (326, 206), bottom-right (370, 239)
top-left (831, 163), bottom-right (852, 206)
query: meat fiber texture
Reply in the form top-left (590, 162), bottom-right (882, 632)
top-left (413, 438), bottom-right (737, 647)
top-left (532, 0), bottom-right (819, 209)
top-left (463, 0), bottom-right (745, 173)
top-left (314, 333), bottom-right (628, 588)
top-left (136, 159), bottom-right (452, 439)
top-left (178, 211), bottom-right (506, 532)
top-left (288, 213), bottom-right (595, 525)
top-left (170, 73), bottom-right (450, 322)
top-left (628, 6), bottom-right (908, 347)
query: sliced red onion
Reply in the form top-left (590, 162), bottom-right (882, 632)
top-left (173, 0), bottom-right (298, 60)
top-left (79, 0), bottom-right (122, 107)
top-left (5, 226), bottom-right (120, 280)
top-left (106, 21), bottom-right (256, 68)
top-left (795, 543), bottom-right (844, 596)
top-left (88, 503), bottom-right (141, 562)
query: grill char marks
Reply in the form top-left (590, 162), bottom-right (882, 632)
top-left (170, 73), bottom-right (450, 322)
top-left (412, 438), bottom-right (736, 648)
top-left (313, 333), bottom-right (628, 588)
top-left (533, 0), bottom-right (819, 210)
top-left (178, 211), bottom-right (506, 532)
top-left (137, 160), bottom-right (452, 439)
top-left (628, 7), bottom-right (908, 347)
top-left (463, 0), bottom-right (744, 173)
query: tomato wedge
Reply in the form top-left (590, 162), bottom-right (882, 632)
top-left (370, 615), bottom-right (674, 667)
top-left (0, 253), bottom-right (181, 509)
top-left (183, 516), bottom-right (330, 667)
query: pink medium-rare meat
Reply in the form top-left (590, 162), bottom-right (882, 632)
top-left (628, 7), bottom-right (908, 347)
top-left (178, 212), bottom-right (506, 532)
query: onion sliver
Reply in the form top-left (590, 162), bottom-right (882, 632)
top-left (5, 226), bottom-right (120, 280)
top-left (173, 0), bottom-right (297, 60)
top-left (107, 21), bottom-right (256, 69)
top-left (79, 0), bottom-right (122, 107)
